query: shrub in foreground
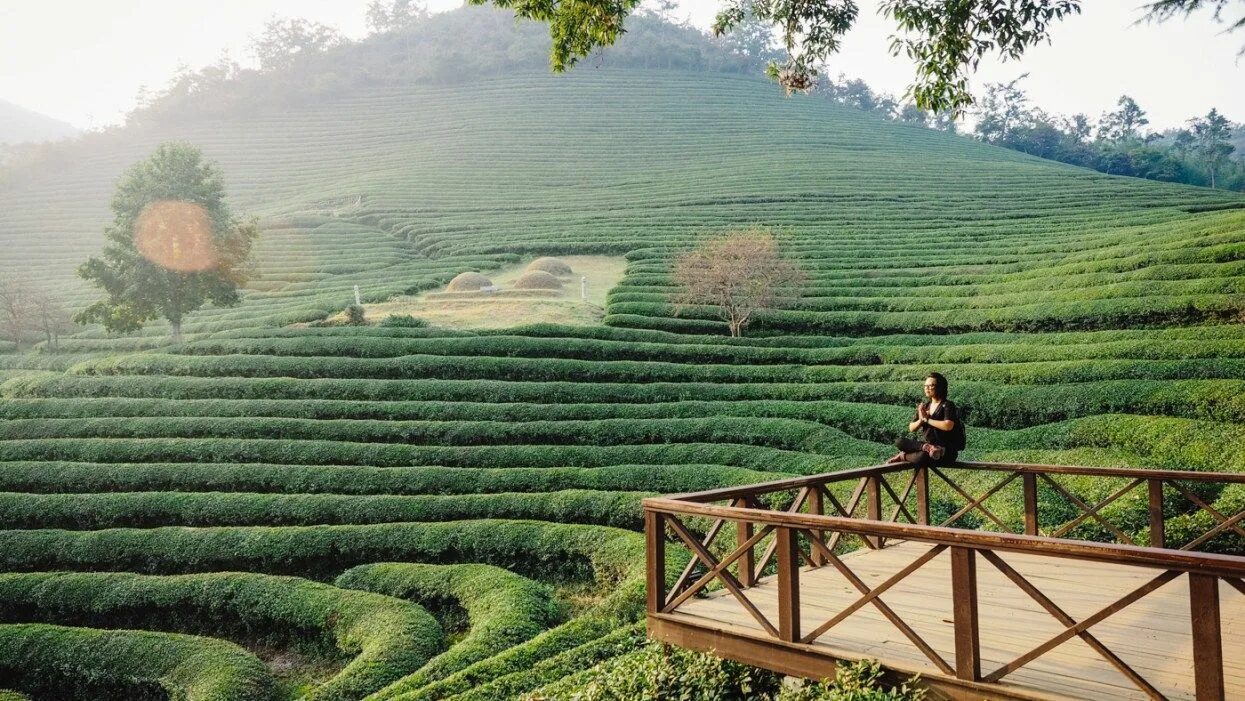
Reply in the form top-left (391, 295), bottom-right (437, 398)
top-left (523, 640), bottom-right (924, 701)
top-left (0, 623), bottom-right (277, 701)
top-left (0, 571), bottom-right (440, 701)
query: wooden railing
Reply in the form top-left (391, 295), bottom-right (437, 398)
top-left (643, 462), bottom-right (1245, 701)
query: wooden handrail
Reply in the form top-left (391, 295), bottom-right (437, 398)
top-left (642, 497), bottom-right (1245, 578)
top-left (959, 460), bottom-right (1245, 483)
top-left (669, 461), bottom-right (1245, 505)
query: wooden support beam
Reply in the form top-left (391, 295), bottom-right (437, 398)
top-left (1148, 479), bottom-right (1165, 549)
top-left (736, 500), bottom-right (756, 587)
top-left (646, 511), bottom-right (666, 614)
top-left (916, 466), bottom-right (930, 526)
top-left (866, 474), bottom-right (883, 549)
top-left (777, 527), bottom-right (801, 643)
top-left (807, 487), bottom-right (826, 567)
top-left (1190, 573), bottom-right (1224, 701)
top-left (1022, 472), bottom-right (1039, 536)
top-left (951, 546), bottom-right (981, 682)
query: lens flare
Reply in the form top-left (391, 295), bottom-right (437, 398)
top-left (134, 200), bottom-right (218, 272)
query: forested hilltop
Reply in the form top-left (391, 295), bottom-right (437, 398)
top-left (2, 5), bottom-right (1245, 700)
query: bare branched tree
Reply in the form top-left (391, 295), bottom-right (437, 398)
top-left (0, 276), bottom-right (34, 351)
top-left (29, 288), bottom-right (74, 351)
top-left (671, 230), bottom-right (804, 338)
top-left (0, 276), bottom-right (74, 351)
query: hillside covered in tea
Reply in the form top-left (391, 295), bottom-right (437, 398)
top-left (1, 7), bottom-right (1245, 700)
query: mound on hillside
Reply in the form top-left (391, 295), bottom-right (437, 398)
top-left (446, 272), bottom-right (494, 292)
top-left (526, 257), bottom-right (573, 276)
top-left (512, 271), bottom-right (564, 290)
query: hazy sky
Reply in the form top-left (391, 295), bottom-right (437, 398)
top-left (1, 0), bottom-right (1242, 131)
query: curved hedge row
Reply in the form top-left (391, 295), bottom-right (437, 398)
top-left (337, 563), bottom-right (559, 695)
top-left (163, 333), bottom-right (1245, 365)
top-left (0, 439), bottom-right (869, 474)
top-left (0, 520), bottom-right (645, 584)
top-left (0, 623), bottom-right (276, 701)
top-left (0, 462), bottom-right (775, 497)
top-left (0, 571), bottom-right (441, 701)
top-left (11, 377), bottom-right (1245, 427)
top-left (0, 490), bottom-right (649, 530)
top-left (64, 352), bottom-right (1245, 384)
top-left (606, 293), bottom-right (1245, 335)
top-left (0, 416), bottom-right (882, 456)
top-left (441, 622), bottom-right (646, 701)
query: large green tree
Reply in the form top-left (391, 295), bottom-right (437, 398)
top-left (473, 0), bottom-right (1244, 114)
top-left (1187, 107), bottom-right (1237, 188)
top-left (76, 143), bottom-right (257, 342)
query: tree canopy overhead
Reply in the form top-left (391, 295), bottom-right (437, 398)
top-left (475, 0), bottom-right (1245, 114)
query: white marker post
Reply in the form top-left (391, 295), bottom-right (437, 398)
top-left (580, 276), bottom-right (587, 301)
top-left (353, 285), bottom-right (361, 306)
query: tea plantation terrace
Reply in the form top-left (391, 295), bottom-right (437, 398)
top-left (1, 24), bottom-right (1245, 699)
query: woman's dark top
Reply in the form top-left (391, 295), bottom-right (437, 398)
top-left (916, 399), bottom-right (966, 452)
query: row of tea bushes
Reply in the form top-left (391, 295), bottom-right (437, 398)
top-left (0, 571), bottom-right (440, 701)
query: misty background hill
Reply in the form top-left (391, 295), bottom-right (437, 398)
top-left (0, 99), bottom-right (80, 145)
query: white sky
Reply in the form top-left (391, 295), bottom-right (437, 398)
top-left (0, 0), bottom-right (1242, 131)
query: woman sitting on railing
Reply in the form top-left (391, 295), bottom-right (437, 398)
top-left (888, 372), bottom-right (965, 466)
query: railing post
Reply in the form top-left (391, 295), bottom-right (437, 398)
top-left (807, 486), bottom-right (826, 566)
top-left (645, 510), bottom-right (666, 614)
top-left (866, 474), bottom-right (883, 549)
top-left (1148, 479), bottom-right (1165, 549)
top-left (735, 498), bottom-right (755, 587)
top-left (1023, 471), bottom-right (1039, 536)
top-left (950, 546), bottom-right (981, 682)
top-left (776, 526), bottom-right (801, 642)
top-left (1190, 573), bottom-right (1224, 701)
top-left (915, 466), bottom-right (930, 526)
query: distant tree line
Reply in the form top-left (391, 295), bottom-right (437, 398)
top-left (783, 68), bottom-right (1243, 192)
top-left (123, 4), bottom-right (782, 126)
top-left (970, 76), bottom-right (1243, 191)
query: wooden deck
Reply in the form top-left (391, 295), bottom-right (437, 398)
top-left (657, 540), bottom-right (1245, 700)
top-left (644, 462), bottom-right (1245, 700)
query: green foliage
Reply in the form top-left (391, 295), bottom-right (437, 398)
top-left (777, 659), bottom-right (925, 701)
top-left (973, 79), bottom-right (1244, 190)
top-left (75, 143), bottom-right (257, 339)
top-left (0, 571), bottom-right (441, 701)
top-left (337, 563), bottom-right (559, 694)
top-left (0, 623), bottom-right (277, 701)
top-left (0, 520), bottom-right (646, 585)
top-left (251, 17), bottom-right (345, 72)
top-left (345, 304), bottom-right (367, 325)
top-left (0, 489), bottom-right (649, 530)
top-left (525, 644), bottom-right (923, 701)
top-left (530, 639), bottom-right (781, 701)
top-left (379, 314), bottom-right (428, 327)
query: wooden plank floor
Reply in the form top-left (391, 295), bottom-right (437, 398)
top-left (667, 540), bottom-right (1245, 700)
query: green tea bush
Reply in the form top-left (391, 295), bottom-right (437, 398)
top-left (0, 623), bottom-right (277, 701)
top-left (0, 520), bottom-right (645, 585)
top-left (337, 563), bottom-right (559, 693)
top-left (521, 639), bottom-right (781, 701)
top-left (0, 461), bottom-right (778, 497)
top-left (777, 660), bottom-right (925, 701)
top-left (0, 490), bottom-right (649, 530)
top-left (0, 571), bottom-right (441, 701)
top-left (380, 314), bottom-right (429, 328)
